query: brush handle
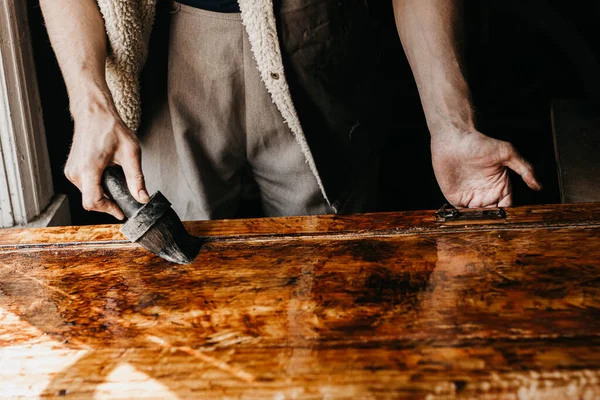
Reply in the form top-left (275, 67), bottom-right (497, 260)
top-left (101, 166), bottom-right (143, 219)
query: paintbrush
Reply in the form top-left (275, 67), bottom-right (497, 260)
top-left (101, 166), bottom-right (201, 264)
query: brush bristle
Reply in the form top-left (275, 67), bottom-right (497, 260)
top-left (136, 209), bottom-right (201, 264)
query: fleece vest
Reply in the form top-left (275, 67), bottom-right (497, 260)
top-left (97, 0), bottom-right (378, 207)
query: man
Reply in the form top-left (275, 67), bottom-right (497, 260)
top-left (40, 0), bottom-right (541, 221)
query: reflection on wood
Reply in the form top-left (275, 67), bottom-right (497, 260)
top-left (0, 204), bottom-right (600, 398)
top-left (2, 202), bottom-right (600, 246)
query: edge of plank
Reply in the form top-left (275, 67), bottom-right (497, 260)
top-left (0, 203), bottom-right (599, 247)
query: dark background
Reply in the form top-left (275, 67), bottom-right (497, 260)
top-left (27, 1), bottom-right (600, 225)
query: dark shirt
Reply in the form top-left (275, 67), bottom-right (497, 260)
top-left (176, 0), bottom-right (240, 13)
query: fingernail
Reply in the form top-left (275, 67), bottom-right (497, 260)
top-left (138, 189), bottom-right (150, 202)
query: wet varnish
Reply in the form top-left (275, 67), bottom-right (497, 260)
top-left (1, 203), bottom-right (600, 398)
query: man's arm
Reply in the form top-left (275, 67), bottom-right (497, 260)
top-left (392, 0), bottom-right (541, 208)
top-left (39, 0), bottom-right (149, 219)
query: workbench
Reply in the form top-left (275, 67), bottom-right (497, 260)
top-left (1, 203), bottom-right (600, 399)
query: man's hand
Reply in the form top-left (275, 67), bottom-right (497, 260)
top-left (431, 130), bottom-right (542, 208)
top-left (65, 94), bottom-right (149, 220)
top-left (40, 0), bottom-right (149, 219)
top-left (392, 0), bottom-right (542, 207)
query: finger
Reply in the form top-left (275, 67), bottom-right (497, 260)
top-left (117, 142), bottom-right (150, 203)
top-left (81, 173), bottom-right (125, 220)
top-left (503, 147), bottom-right (543, 191)
top-left (498, 192), bottom-right (512, 208)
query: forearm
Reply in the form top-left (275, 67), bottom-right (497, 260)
top-left (392, 0), bottom-right (475, 137)
top-left (39, 0), bottom-right (113, 116)
top-left (40, 0), bottom-right (149, 215)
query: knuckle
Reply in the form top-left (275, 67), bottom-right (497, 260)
top-left (82, 196), bottom-right (103, 212)
top-left (63, 162), bottom-right (77, 180)
top-left (130, 173), bottom-right (145, 188)
top-left (133, 172), bottom-right (144, 182)
top-left (81, 201), bottom-right (96, 212)
top-left (64, 167), bottom-right (75, 181)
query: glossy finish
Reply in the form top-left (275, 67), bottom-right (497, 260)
top-left (1, 204), bottom-right (600, 398)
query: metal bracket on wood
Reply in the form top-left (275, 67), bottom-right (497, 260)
top-left (435, 204), bottom-right (507, 223)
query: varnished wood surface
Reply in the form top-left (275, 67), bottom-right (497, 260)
top-left (1, 202), bottom-right (600, 246)
top-left (1, 204), bottom-right (600, 398)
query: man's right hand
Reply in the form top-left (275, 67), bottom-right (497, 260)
top-left (39, 0), bottom-right (149, 220)
top-left (65, 93), bottom-right (149, 220)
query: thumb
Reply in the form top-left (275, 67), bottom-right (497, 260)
top-left (503, 145), bottom-right (543, 191)
top-left (118, 145), bottom-right (150, 203)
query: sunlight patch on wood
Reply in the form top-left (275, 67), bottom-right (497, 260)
top-left (95, 362), bottom-right (180, 400)
top-left (0, 307), bottom-right (87, 398)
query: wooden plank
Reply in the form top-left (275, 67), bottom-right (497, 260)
top-left (1, 202), bottom-right (600, 246)
top-left (552, 98), bottom-right (600, 203)
top-left (1, 211), bottom-right (600, 398)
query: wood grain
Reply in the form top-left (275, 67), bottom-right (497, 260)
top-left (1, 202), bottom-right (600, 246)
top-left (1, 204), bottom-right (600, 398)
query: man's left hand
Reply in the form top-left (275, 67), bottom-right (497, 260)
top-left (431, 129), bottom-right (542, 208)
